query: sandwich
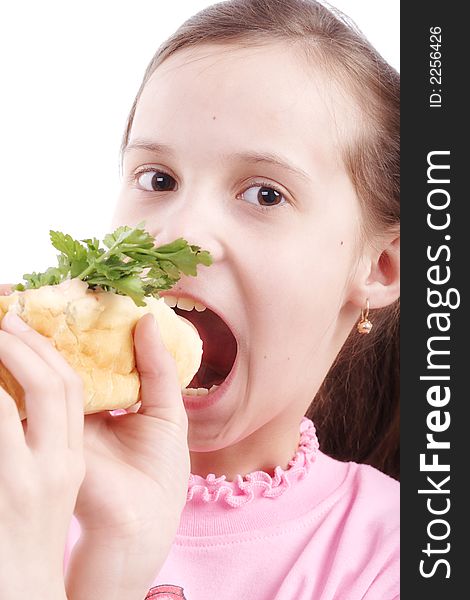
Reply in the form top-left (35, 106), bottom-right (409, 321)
top-left (0, 224), bottom-right (212, 419)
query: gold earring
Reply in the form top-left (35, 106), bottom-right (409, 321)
top-left (357, 299), bottom-right (373, 334)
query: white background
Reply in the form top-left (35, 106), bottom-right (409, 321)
top-left (0, 1), bottom-right (399, 283)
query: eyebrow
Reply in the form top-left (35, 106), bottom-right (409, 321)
top-left (124, 140), bottom-right (176, 157)
top-left (228, 150), bottom-right (312, 183)
top-left (124, 139), bottom-right (312, 183)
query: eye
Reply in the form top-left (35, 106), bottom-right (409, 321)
top-left (135, 168), bottom-right (177, 192)
top-left (240, 182), bottom-right (288, 208)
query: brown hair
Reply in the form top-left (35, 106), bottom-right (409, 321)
top-left (120, 0), bottom-right (400, 479)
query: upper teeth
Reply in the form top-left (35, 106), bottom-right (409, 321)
top-left (163, 295), bottom-right (207, 312)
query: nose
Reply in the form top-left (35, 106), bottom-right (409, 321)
top-left (143, 193), bottom-right (225, 263)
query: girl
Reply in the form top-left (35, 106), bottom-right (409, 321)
top-left (0, 0), bottom-right (400, 598)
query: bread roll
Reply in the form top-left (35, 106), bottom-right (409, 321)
top-left (0, 278), bottom-right (202, 419)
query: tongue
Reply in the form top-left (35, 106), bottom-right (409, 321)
top-left (188, 363), bottom-right (226, 389)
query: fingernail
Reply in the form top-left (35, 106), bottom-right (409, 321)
top-left (146, 313), bottom-right (157, 328)
top-left (148, 313), bottom-right (164, 341)
top-left (2, 312), bottom-right (30, 332)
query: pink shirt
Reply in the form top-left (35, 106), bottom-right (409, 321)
top-left (65, 418), bottom-right (399, 599)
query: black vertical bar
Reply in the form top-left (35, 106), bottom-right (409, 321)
top-left (401, 1), bottom-right (467, 597)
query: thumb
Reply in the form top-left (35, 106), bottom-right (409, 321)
top-left (0, 284), bottom-right (14, 296)
top-left (133, 313), bottom-right (185, 421)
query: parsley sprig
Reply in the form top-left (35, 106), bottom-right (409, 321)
top-left (14, 222), bottom-right (212, 306)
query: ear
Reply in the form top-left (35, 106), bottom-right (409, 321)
top-left (349, 234), bottom-right (400, 310)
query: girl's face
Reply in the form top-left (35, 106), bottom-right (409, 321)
top-left (113, 43), bottom-right (366, 452)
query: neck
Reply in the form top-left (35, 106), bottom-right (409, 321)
top-left (189, 414), bottom-right (303, 481)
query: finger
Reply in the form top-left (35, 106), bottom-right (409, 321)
top-left (133, 313), bottom-right (184, 421)
top-left (0, 284), bottom-right (14, 296)
top-left (1, 312), bottom-right (84, 451)
top-left (0, 384), bottom-right (27, 455)
top-left (0, 322), bottom-right (68, 450)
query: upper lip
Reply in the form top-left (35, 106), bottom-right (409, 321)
top-left (159, 288), bottom-right (238, 343)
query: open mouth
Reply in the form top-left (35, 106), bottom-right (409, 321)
top-left (164, 296), bottom-right (238, 396)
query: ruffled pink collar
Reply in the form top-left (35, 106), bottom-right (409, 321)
top-left (186, 417), bottom-right (319, 508)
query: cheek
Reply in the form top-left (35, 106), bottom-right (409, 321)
top-left (111, 189), bottom-right (134, 227)
top-left (245, 228), bottom-right (354, 355)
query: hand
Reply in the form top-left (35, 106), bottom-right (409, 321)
top-left (0, 312), bottom-right (85, 599)
top-left (64, 314), bottom-right (190, 599)
top-left (74, 313), bottom-right (190, 538)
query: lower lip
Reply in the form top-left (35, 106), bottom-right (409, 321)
top-left (182, 352), bottom-right (239, 411)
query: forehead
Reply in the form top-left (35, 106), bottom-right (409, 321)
top-left (130, 42), bottom-right (352, 178)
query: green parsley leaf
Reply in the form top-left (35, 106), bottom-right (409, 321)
top-left (13, 223), bottom-right (212, 306)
